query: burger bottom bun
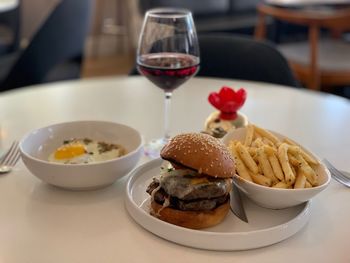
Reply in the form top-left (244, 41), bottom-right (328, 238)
top-left (150, 199), bottom-right (230, 229)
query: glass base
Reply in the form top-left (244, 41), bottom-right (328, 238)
top-left (144, 137), bottom-right (169, 159)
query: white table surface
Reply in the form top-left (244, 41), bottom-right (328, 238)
top-left (0, 76), bottom-right (349, 262)
top-left (0, 0), bottom-right (18, 12)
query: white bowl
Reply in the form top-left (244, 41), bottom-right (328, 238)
top-left (222, 127), bottom-right (331, 209)
top-left (19, 120), bottom-right (144, 190)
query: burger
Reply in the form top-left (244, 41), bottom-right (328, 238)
top-left (146, 132), bottom-right (235, 229)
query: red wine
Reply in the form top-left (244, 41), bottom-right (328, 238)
top-left (137, 53), bottom-right (199, 91)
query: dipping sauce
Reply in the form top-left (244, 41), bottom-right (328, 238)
top-left (48, 138), bottom-right (126, 164)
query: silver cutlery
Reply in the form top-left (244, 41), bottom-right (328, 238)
top-left (323, 159), bottom-right (350, 188)
top-left (230, 183), bottom-right (249, 223)
top-left (0, 141), bottom-right (21, 174)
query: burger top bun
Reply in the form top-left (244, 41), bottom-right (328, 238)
top-left (160, 133), bottom-right (235, 178)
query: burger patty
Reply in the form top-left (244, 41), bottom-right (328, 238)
top-left (147, 180), bottom-right (229, 211)
top-left (160, 174), bottom-right (232, 200)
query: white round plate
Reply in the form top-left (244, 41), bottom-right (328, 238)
top-left (125, 158), bottom-right (311, 251)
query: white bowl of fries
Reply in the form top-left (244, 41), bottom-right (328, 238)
top-left (223, 124), bottom-right (331, 209)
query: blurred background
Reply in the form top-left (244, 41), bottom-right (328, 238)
top-left (83, 0), bottom-right (263, 77)
top-left (0, 0), bottom-right (349, 98)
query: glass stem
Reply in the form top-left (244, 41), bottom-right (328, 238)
top-left (164, 92), bottom-right (172, 141)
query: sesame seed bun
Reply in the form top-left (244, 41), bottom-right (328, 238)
top-left (160, 133), bottom-right (235, 178)
top-left (150, 199), bottom-right (230, 229)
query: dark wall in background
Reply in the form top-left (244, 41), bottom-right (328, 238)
top-left (138, 0), bottom-right (261, 34)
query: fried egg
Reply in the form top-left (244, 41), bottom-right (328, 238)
top-left (48, 138), bottom-right (126, 164)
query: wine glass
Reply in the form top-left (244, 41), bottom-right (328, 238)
top-left (137, 8), bottom-right (200, 158)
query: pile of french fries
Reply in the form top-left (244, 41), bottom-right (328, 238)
top-left (228, 124), bottom-right (319, 189)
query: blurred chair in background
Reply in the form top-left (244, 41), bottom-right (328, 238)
top-left (195, 34), bottom-right (299, 87)
top-left (0, 1), bottom-right (20, 56)
top-left (0, 0), bottom-right (93, 92)
top-left (255, 4), bottom-right (350, 91)
top-left (130, 34), bottom-right (300, 88)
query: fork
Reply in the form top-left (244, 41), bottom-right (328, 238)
top-left (0, 141), bottom-right (21, 174)
top-left (323, 159), bottom-right (350, 188)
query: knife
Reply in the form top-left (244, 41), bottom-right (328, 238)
top-left (230, 183), bottom-right (248, 223)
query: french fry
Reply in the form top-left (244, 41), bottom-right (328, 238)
top-left (278, 143), bottom-right (295, 184)
top-left (257, 161), bottom-right (263, 174)
top-left (247, 147), bottom-right (257, 156)
top-left (250, 173), bottom-right (272, 187)
top-left (284, 138), bottom-right (297, 146)
top-left (227, 124), bottom-right (319, 189)
top-left (253, 124), bottom-right (281, 146)
top-left (264, 145), bottom-right (277, 155)
top-left (252, 153), bottom-right (259, 163)
top-left (292, 153), bottom-right (318, 186)
top-left (290, 164), bottom-right (297, 177)
top-left (262, 137), bottom-right (275, 147)
top-left (294, 168), bottom-right (307, 189)
top-left (300, 150), bottom-right (318, 165)
top-left (236, 142), bottom-right (259, 174)
top-left (253, 131), bottom-right (262, 140)
top-left (244, 124), bottom-right (254, 146)
top-left (287, 145), bottom-right (301, 154)
top-left (252, 137), bottom-right (263, 148)
top-left (288, 152), bottom-right (301, 167)
top-left (272, 181), bottom-right (289, 189)
top-left (266, 148), bottom-right (285, 181)
top-left (228, 141), bottom-right (238, 148)
top-left (288, 145), bottom-right (318, 165)
top-left (257, 147), bottom-right (278, 183)
top-left (229, 145), bottom-right (253, 182)
top-left (305, 180), bottom-right (312, 188)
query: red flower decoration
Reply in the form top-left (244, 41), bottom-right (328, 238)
top-left (208, 86), bottom-right (247, 120)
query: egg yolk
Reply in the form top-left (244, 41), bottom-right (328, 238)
top-left (54, 143), bottom-right (86, 160)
